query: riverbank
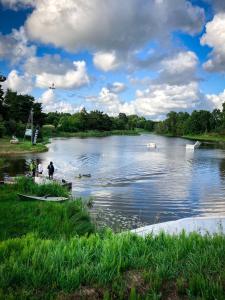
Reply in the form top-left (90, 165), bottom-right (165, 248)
top-left (1, 179), bottom-right (225, 299)
top-left (43, 129), bottom-right (142, 138)
top-left (183, 133), bottom-right (225, 143)
top-left (0, 138), bottom-right (48, 155)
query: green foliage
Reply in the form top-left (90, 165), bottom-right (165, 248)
top-left (1, 89), bottom-right (44, 137)
top-left (0, 232), bottom-right (225, 299)
top-left (155, 105), bottom-right (225, 137)
top-left (0, 179), bottom-right (94, 240)
top-left (56, 110), bottom-right (155, 134)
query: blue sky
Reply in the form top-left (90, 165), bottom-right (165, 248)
top-left (0, 0), bottom-right (225, 119)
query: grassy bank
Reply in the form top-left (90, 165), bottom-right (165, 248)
top-left (0, 178), bottom-right (94, 241)
top-left (183, 133), bottom-right (225, 143)
top-left (1, 179), bottom-right (225, 299)
top-left (0, 138), bottom-right (48, 155)
top-left (43, 129), bottom-right (141, 138)
top-left (1, 232), bottom-right (225, 299)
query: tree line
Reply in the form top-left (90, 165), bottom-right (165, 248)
top-left (155, 106), bottom-right (225, 136)
top-left (1, 78), bottom-right (225, 138)
top-left (0, 87), bottom-right (154, 137)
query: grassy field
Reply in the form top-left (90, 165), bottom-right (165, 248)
top-left (0, 178), bottom-right (95, 241)
top-left (0, 138), bottom-right (48, 155)
top-left (1, 231), bottom-right (225, 299)
top-left (183, 133), bottom-right (225, 143)
top-left (1, 178), bottom-right (225, 299)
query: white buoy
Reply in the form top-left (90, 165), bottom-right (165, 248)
top-left (147, 143), bottom-right (157, 148)
top-left (186, 141), bottom-right (201, 150)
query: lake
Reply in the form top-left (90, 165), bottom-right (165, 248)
top-left (1, 134), bottom-right (225, 230)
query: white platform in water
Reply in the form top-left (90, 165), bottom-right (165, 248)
top-left (131, 216), bottom-right (225, 237)
top-left (147, 142), bottom-right (157, 148)
top-left (186, 141), bottom-right (201, 150)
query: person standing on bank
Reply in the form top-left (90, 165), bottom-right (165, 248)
top-left (29, 160), bottom-right (36, 177)
top-left (47, 161), bottom-right (54, 179)
top-left (37, 161), bottom-right (43, 176)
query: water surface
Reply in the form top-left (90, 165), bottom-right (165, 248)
top-left (1, 134), bottom-right (225, 229)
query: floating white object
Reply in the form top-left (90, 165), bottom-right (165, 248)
top-left (186, 141), bottom-right (201, 150)
top-left (147, 143), bottom-right (157, 148)
top-left (131, 216), bottom-right (225, 237)
top-left (10, 136), bottom-right (19, 144)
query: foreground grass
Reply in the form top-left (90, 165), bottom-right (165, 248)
top-left (1, 232), bottom-right (225, 299)
top-left (0, 138), bottom-right (48, 155)
top-left (183, 133), bottom-right (225, 143)
top-left (0, 178), bottom-right (94, 241)
top-left (1, 178), bottom-right (225, 299)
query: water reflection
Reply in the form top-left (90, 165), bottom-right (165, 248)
top-left (1, 134), bottom-right (225, 229)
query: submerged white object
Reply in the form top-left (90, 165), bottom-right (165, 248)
top-left (147, 142), bottom-right (157, 148)
top-left (186, 141), bottom-right (201, 150)
top-left (131, 216), bottom-right (225, 237)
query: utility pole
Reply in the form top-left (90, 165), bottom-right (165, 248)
top-left (31, 108), bottom-right (34, 144)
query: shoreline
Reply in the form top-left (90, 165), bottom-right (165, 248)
top-left (0, 138), bottom-right (48, 156)
top-left (182, 133), bottom-right (225, 143)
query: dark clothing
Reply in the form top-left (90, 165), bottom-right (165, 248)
top-left (47, 163), bottom-right (54, 179)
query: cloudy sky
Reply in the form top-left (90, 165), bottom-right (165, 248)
top-left (0, 0), bottom-right (225, 119)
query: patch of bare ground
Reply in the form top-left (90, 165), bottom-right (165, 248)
top-left (161, 281), bottom-right (188, 300)
top-left (57, 287), bottom-right (104, 300)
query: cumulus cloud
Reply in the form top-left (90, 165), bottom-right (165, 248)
top-left (35, 61), bottom-right (89, 89)
top-left (201, 13), bottom-right (225, 73)
top-left (0, 27), bottom-right (36, 65)
top-left (93, 51), bottom-right (121, 72)
top-left (25, 0), bottom-right (205, 53)
top-left (3, 70), bottom-right (33, 94)
top-left (204, 0), bottom-right (225, 13)
top-left (39, 89), bottom-right (83, 113)
top-left (206, 89), bottom-right (225, 110)
top-left (24, 54), bottom-right (71, 75)
top-left (86, 81), bottom-right (205, 119)
top-left (156, 51), bottom-right (199, 85)
top-left (0, 0), bottom-right (35, 9)
top-left (108, 82), bottom-right (126, 93)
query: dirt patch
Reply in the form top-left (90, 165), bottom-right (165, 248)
top-left (161, 281), bottom-right (188, 300)
top-left (124, 270), bottom-right (150, 296)
top-left (57, 287), bottom-right (104, 300)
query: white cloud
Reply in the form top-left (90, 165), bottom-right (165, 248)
top-left (3, 70), bottom-right (33, 94)
top-left (24, 54), bottom-right (71, 75)
top-left (157, 51), bottom-right (199, 84)
top-left (206, 89), bottom-right (225, 110)
top-left (93, 51), bottom-right (121, 72)
top-left (35, 61), bottom-right (89, 89)
top-left (0, 27), bottom-right (36, 65)
top-left (39, 89), bottom-right (83, 113)
top-left (201, 13), bottom-right (225, 72)
top-left (0, 0), bottom-right (35, 9)
top-left (108, 82), bottom-right (126, 93)
top-left (87, 81), bottom-right (204, 119)
top-left (132, 82), bottom-right (202, 118)
top-left (25, 0), bottom-right (205, 53)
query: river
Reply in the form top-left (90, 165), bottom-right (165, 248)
top-left (1, 134), bottom-right (225, 230)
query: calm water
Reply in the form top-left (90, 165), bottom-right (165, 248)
top-left (1, 134), bottom-right (225, 229)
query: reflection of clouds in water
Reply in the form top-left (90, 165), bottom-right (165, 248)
top-left (4, 135), bottom-right (225, 228)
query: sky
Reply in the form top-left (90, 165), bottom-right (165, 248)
top-left (0, 0), bottom-right (225, 120)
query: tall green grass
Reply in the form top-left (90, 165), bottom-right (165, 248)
top-left (0, 232), bottom-right (225, 299)
top-left (15, 176), bottom-right (69, 197)
top-left (0, 179), bottom-right (95, 241)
